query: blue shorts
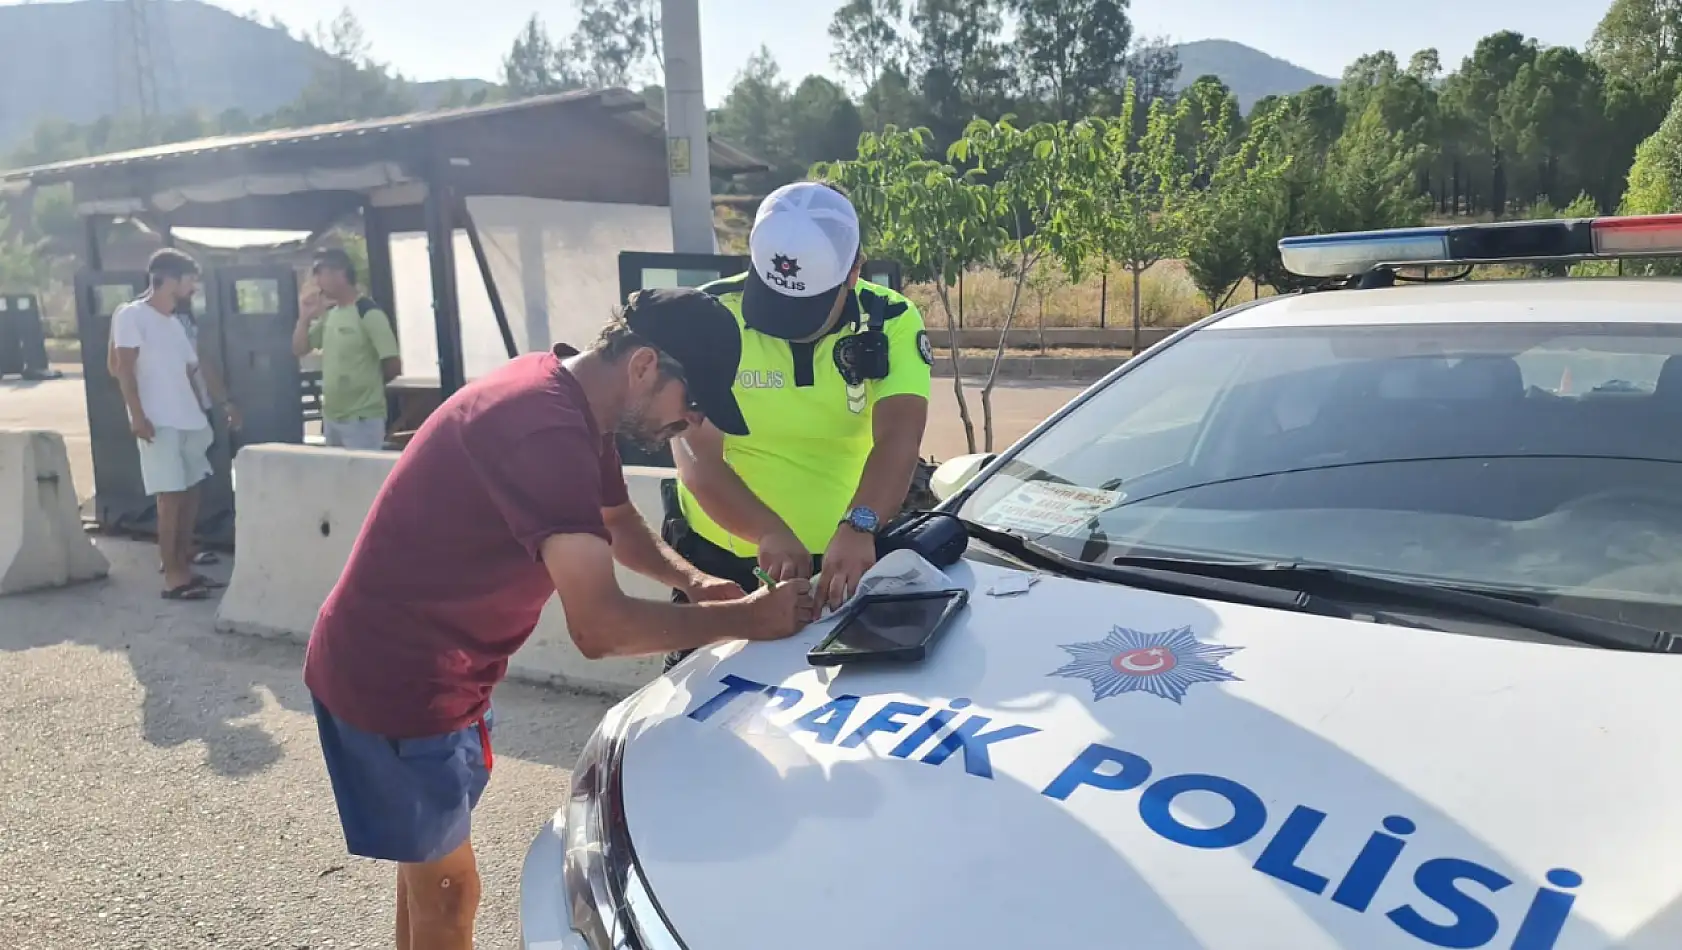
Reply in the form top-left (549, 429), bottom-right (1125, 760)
top-left (311, 695), bottom-right (495, 864)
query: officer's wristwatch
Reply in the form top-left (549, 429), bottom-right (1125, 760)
top-left (840, 505), bottom-right (882, 536)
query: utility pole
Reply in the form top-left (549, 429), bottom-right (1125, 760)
top-left (660, 0), bottom-right (716, 254)
top-left (119, 0), bottom-right (162, 133)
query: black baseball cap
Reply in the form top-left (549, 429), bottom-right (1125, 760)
top-left (621, 288), bottom-right (749, 436)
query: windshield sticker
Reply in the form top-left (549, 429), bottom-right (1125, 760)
top-left (1051, 626), bottom-right (1242, 704)
top-left (982, 482), bottom-right (1124, 536)
top-left (686, 674), bottom-right (1586, 950)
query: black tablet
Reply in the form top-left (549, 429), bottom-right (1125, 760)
top-left (807, 589), bottom-right (970, 667)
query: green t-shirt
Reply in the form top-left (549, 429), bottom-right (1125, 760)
top-left (308, 300), bottom-right (400, 422)
top-left (677, 277), bottom-right (934, 556)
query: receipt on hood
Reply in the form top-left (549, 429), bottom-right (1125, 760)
top-left (815, 548), bottom-right (958, 619)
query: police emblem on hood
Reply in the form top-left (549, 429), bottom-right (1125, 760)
top-left (1052, 626), bottom-right (1242, 703)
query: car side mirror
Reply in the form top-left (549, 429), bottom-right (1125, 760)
top-left (930, 453), bottom-right (994, 502)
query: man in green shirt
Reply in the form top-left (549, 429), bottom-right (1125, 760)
top-left (292, 248), bottom-right (401, 451)
top-left (664, 181), bottom-right (932, 672)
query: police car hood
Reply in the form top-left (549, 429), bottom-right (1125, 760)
top-left (614, 558), bottom-right (1682, 950)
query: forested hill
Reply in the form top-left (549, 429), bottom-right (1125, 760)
top-left (1174, 40), bottom-right (1337, 109)
top-left (0, 0), bottom-right (487, 152)
top-left (0, 0), bottom-right (1329, 153)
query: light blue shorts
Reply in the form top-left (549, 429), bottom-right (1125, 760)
top-left (137, 425), bottom-right (213, 495)
top-left (324, 417), bottom-right (387, 451)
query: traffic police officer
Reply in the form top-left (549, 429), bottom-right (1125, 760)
top-left (664, 181), bottom-right (933, 667)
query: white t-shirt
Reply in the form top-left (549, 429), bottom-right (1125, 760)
top-left (111, 299), bottom-right (209, 432)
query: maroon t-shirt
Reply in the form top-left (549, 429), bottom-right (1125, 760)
top-left (303, 348), bottom-right (629, 739)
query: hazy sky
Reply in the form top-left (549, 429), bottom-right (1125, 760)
top-left (12, 0), bottom-right (1608, 103)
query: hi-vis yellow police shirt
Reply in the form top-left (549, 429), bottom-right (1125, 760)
top-left (678, 276), bottom-right (934, 556)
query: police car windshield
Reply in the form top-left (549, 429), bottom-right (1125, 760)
top-left (958, 319), bottom-right (1682, 626)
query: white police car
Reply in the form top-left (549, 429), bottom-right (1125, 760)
top-left (521, 215), bottom-right (1682, 950)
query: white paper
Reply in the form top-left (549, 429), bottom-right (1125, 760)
top-left (817, 549), bottom-right (957, 619)
top-left (986, 572), bottom-right (1041, 597)
top-left (981, 482), bottom-right (1124, 536)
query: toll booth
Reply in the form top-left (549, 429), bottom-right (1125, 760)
top-left (0, 291), bottom-right (58, 380)
top-left (0, 87), bottom-right (767, 547)
top-left (614, 251), bottom-right (904, 466)
top-left (73, 267), bottom-right (301, 543)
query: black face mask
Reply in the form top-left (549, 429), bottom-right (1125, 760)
top-left (833, 291), bottom-right (891, 386)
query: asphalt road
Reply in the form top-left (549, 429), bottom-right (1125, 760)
top-left (0, 539), bottom-right (614, 950)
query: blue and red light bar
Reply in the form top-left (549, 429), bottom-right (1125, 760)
top-left (1278, 213), bottom-right (1682, 278)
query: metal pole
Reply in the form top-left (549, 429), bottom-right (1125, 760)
top-left (661, 0), bottom-right (716, 254)
top-left (425, 184), bottom-right (465, 397)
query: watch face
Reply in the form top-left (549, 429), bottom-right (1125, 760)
top-left (850, 507), bottom-right (880, 532)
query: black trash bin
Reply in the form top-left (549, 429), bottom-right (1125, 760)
top-left (0, 292), bottom-right (60, 380)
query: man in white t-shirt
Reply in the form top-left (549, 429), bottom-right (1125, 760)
top-left (111, 249), bottom-right (219, 601)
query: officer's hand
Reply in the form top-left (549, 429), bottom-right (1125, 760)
top-left (744, 578), bottom-right (817, 640)
top-left (224, 402), bottom-right (243, 431)
top-left (820, 528), bottom-right (877, 610)
top-left (684, 573), bottom-right (745, 603)
top-left (756, 526), bottom-right (811, 583)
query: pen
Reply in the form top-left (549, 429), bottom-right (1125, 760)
top-left (752, 567), bottom-right (778, 590)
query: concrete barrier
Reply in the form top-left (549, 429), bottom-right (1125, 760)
top-left (216, 444), bottom-right (668, 697)
top-left (0, 429), bottom-right (109, 595)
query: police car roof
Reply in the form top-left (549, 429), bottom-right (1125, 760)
top-left (1208, 277), bottom-right (1682, 331)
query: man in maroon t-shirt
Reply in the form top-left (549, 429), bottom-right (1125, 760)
top-left (304, 288), bottom-right (814, 950)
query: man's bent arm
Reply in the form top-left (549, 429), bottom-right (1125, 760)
top-left (113, 347), bottom-right (146, 422)
top-left (846, 394), bottom-right (929, 521)
top-left (543, 533), bottom-right (765, 659)
top-left (603, 502), bottom-right (705, 592)
top-left (674, 422), bottom-right (791, 542)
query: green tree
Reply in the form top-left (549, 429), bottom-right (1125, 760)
top-left (1438, 31), bottom-right (1539, 217)
top-left (711, 49), bottom-right (793, 190)
top-left (909, 0), bottom-right (1013, 140)
top-left (503, 15), bottom-right (576, 97)
top-left (276, 9), bottom-right (415, 126)
top-left (1123, 35), bottom-right (1182, 108)
top-left (1407, 49), bottom-right (1443, 83)
top-left (1500, 47), bottom-right (1608, 209)
top-left (788, 77), bottom-right (867, 171)
top-left (816, 127), bottom-right (1004, 452)
top-left (1184, 107), bottom-right (1289, 310)
top-left (1078, 81), bottom-right (1194, 352)
top-left (1322, 100), bottom-right (1430, 232)
top-left (1010, 0), bottom-right (1132, 121)
top-left (828, 0), bottom-right (906, 95)
top-left (0, 210), bottom-right (48, 290)
top-left (1621, 87), bottom-right (1682, 217)
top-left (1589, 0), bottom-right (1682, 86)
top-left (564, 0), bottom-right (659, 89)
top-left (952, 118), bottom-right (1087, 448)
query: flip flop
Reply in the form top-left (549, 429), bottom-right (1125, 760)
top-left (158, 552), bottom-right (221, 572)
top-left (161, 583), bottom-right (212, 601)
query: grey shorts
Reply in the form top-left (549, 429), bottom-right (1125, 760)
top-left (324, 418), bottom-right (387, 451)
top-left (137, 425), bottom-right (213, 495)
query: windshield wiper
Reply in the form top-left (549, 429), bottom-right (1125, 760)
top-left (1107, 554), bottom-right (1680, 654)
top-left (953, 518), bottom-right (1353, 619)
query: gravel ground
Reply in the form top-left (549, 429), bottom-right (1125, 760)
top-left (0, 539), bottom-right (615, 950)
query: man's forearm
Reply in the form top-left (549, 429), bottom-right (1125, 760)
top-left (571, 596), bottom-right (760, 659)
top-left (610, 515), bottom-right (703, 591)
top-left (115, 367), bottom-right (146, 421)
top-left (291, 319), bottom-right (314, 358)
top-left (846, 432), bottom-right (922, 520)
